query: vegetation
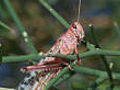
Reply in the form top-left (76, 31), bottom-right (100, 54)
top-left (0, 0), bottom-right (120, 89)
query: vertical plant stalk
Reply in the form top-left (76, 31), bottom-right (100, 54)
top-left (89, 24), bottom-right (114, 89)
top-left (3, 0), bottom-right (37, 54)
top-left (114, 21), bottom-right (120, 38)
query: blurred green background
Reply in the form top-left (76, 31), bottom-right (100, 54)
top-left (0, 0), bottom-right (120, 89)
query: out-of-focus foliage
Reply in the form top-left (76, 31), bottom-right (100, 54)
top-left (0, 0), bottom-right (120, 89)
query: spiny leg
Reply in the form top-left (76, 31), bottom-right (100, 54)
top-left (23, 58), bottom-right (73, 72)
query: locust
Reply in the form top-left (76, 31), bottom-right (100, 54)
top-left (17, 0), bottom-right (85, 90)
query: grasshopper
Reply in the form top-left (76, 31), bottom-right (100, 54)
top-left (17, 0), bottom-right (85, 90)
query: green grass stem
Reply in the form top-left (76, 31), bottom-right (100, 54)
top-left (3, 0), bottom-right (37, 54)
top-left (0, 20), bottom-right (14, 31)
top-left (39, 0), bottom-right (69, 28)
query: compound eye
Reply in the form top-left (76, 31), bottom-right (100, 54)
top-left (72, 24), bottom-right (77, 29)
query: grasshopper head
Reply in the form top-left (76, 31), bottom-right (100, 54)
top-left (71, 22), bottom-right (85, 42)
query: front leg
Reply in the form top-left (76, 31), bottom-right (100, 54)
top-left (74, 45), bottom-right (81, 65)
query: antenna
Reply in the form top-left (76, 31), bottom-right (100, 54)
top-left (77, 0), bottom-right (81, 22)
